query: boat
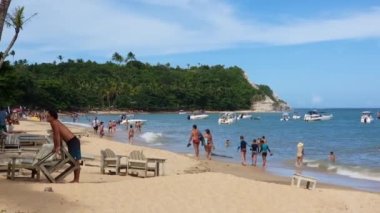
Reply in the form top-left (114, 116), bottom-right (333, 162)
top-left (304, 110), bottom-right (333, 121)
top-left (178, 110), bottom-right (187, 115)
top-left (237, 113), bottom-right (252, 120)
top-left (292, 112), bottom-right (301, 120)
top-left (120, 119), bottom-right (147, 125)
top-left (280, 112), bottom-right (290, 121)
top-left (361, 111), bottom-right (374, 124)
top-left (218, 112), bottom-right (237, 125)
top-left (187, 113), bottom-right (209, 120)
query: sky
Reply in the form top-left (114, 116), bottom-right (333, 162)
top-left (2, 0), bottom-right (380, 108)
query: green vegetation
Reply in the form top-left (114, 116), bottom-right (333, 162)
top-left (0, 58), bottom-right (280, 111)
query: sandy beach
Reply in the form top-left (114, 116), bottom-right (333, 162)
top-left (0, 120), bottom-right (379, 213)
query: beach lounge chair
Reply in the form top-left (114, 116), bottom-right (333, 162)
top-left (37, 144), bottom-right (80, 183)
top-left (127, 150), bottom-right (158, 178)
top-left (100, 149), bottom-right (128, 175)
top-left (291, 173), bottom-right (317, 190)
top-left (7, 144), bottom-right (54, 180)
top-left (1, 132), bottom-right (20, 152)
top-left (17, 134), bottom-right (49, 147)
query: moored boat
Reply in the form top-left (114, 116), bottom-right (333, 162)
top-left (361, 111), bottom-right (374, 124)
top-left (237, 113), bottom-right (252, 120)
top-left (218, 112), bottom-right (237, 125)
top-left (304, 110), bottom-right (333, 121)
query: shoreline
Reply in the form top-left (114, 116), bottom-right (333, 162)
top-left (65, 120), bottom-right (373, 193)
top-left (1, 120), bottom-right (379, 212)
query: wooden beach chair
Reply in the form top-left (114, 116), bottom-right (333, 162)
top-left (127, 150), bottom-right (158, 178)
top-left (17, 134), bottom-right (49, 147)
top-left (291, 173), bottom-right (317, 190)
top-left (1, 133), bottom-right (20, 152)
top-left (36, 143), bottom-right (80, 183)
top-left (100, 148), bottom-right (128, 175)
top-left (7, 144), bottom-right (54, 180)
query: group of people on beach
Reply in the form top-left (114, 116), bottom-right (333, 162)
top-left (188, 124), bottom-right (214, 160)
top-left (238, 135), bottom-right (272, 167)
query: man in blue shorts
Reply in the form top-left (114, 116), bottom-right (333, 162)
top-left (47, 109), bottom-right (81, 183)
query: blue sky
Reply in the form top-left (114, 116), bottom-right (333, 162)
top-left (2, 0), bottom-right (380, 108)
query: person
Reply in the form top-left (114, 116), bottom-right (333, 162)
top-left (224, 139), bottom-right (231, 147)
top-left (108, 120), bottom-right (113, 134)
top-left (128, 125), bottom-right (134, 144)
top-left (329, 151), bottom-right (336, 162)
top-left (47, 109), bottom-right (81, 183)
top-left (99, 121), bottom-right (105, 138)
top-left (0, 107), bottom-right (8, 132)
top-left (237, 136), bottom-right (248, 166)
top-left (92, 117), bottom-right (98, 134)
top-left (204, 129), bottom-right (213, 160)
top-left (188, 124), bottom-right (202, 160)
top-left (260, 139), bottom-right (272, 167)
top-left (295, 142), bottom-right (304, 167)
top-left (250, 139), bottom-right (259, 166)
top-left (136, 121), bottom-right (142, 133)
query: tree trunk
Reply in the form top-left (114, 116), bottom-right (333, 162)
top-left (0, 30), bottom-right (18, 69)
top-left (0, 0), bottom-right (12, 42)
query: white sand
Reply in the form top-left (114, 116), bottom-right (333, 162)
top-left (0, 120), bottom-right (379, 213)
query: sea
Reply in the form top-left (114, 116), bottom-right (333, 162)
top-left (60, 108), bottom-right (380, 192)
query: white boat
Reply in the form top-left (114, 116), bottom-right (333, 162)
top-left (361, 111), bottom-right (374, 124)
top-left (120, 119), bottom-right (147, 125)
top-left (178, 110), bottom-right (187, 115)
top-left (280, 112), bottom-right (290, 121)
top-left (237, 113), bottom-right (252, 120)
top-left (187, 114), bottom-right (209, 120)
top-left (218, 112), bottom-right (237, 124)
top-left (304, 110), bottom-right (333, 121)
top-left (292, 112), bottom-right (301, 120)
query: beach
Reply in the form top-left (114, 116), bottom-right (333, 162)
top-left (0, 120), bottom-right (380, 213)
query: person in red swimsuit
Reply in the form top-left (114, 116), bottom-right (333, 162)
top-left (188, 124), bottom-right (202, 160)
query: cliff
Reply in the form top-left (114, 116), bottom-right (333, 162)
top-left (249, 81), bottom-right (290, 112)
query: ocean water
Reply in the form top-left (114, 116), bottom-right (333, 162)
top-left (61, 109), bottom-right (380, 192)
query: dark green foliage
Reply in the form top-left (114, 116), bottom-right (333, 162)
top-left (0, 59), bottom-right (274, 111)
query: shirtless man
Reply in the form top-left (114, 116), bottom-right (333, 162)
top-left (47, 109), bottom-right (81, 183)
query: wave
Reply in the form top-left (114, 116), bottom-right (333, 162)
top-left (303, 159), bottom-right (380, 182)
top-left (62, 121), bottom-right (91, 128)
top-left (139, 132), bottom-right (164, 144)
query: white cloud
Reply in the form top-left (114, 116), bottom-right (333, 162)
top-left (1, 0), bottom-right (380, 62)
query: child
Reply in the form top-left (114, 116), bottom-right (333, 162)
top-left (329, 151), bottom-right (336, 162)
top-left (260, 139), bottom-right (272, 167)
top-left (250, 139), bottom-right (259, 166)
top-left (237, 136), bottom-right (247, 166)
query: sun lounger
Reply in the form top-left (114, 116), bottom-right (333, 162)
top-left (100, 149), bottom-right (128, 175)
top-left (7, 144), bottom-right (54, 180)
top-left (17, 134), bottom-right (49, 147)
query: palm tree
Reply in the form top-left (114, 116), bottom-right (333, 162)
top-left (0, 6), bottom-right (37, 69)
top-left (0, 0), bottom-right (12, 42)
top-left (57, 55), bottom-right (63, 63)
top-left (125, 51), bottom-right (136, 63)
top-left (111, 52), bottom-right (123, 64)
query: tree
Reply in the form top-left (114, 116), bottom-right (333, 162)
top-left (125, 51), bottom-right (135, 63)
top-left (111, 52), bottom-right (123, 64)
top-left (57, 55), bottom-right (63, 63)
top-left (0, 0), bottom-right (12, 42)
top-left (0, 6), bottom-right (37, 69)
